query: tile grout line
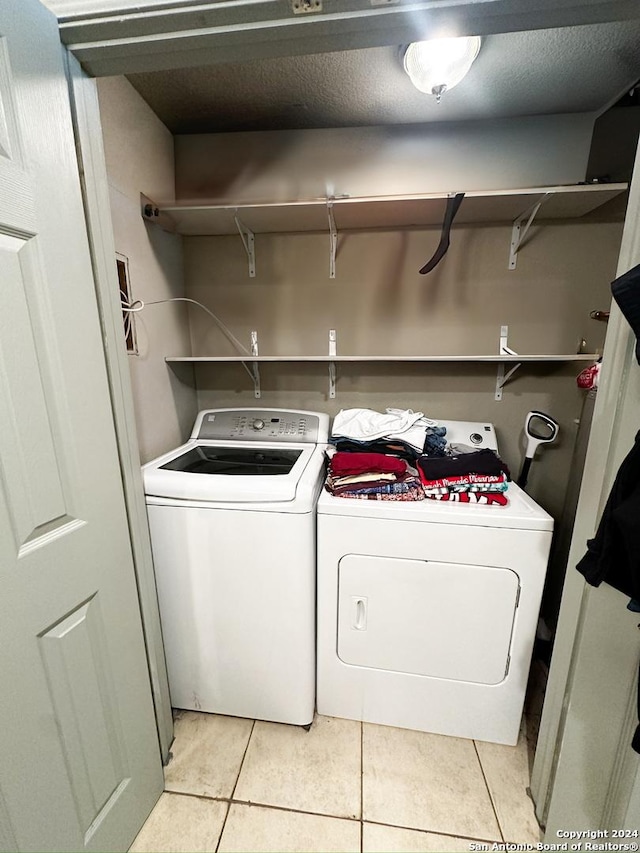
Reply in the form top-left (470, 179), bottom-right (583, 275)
top-left (473, 739), bottom-right (505, 844)
top-left (360, 721), bottom-right (364, 853)
top-left (166, 788), bottom-right (503, 845)
top-left (165, 789), bottom-right (360, 823)
top-left (213, 801), bottom-right (231, 853)
top-left (214, 718), bottom-right (257, 853)
top-left (363, 817), bottom-right (504, 846)
top-left (231, 719), bottom-right (257, 799)
top-left (163, 788), bottom-right (503, 846)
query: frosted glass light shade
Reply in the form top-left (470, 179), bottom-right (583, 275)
top-left (403, 36), bottom-right (481, 101)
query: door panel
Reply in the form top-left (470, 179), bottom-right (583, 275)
top-left (39, 598), bottom-right (129, 839)
top-left (0, 2), bottom-right (163, 850)
top-left (0, 234), bottom-right (71, 547)
top-left (0, 35), bottom-right (32, 231)
top-left (338, 554), bottom-right (520, 684)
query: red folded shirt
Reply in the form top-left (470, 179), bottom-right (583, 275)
top-left (329, 452), bottom-right (407, 477)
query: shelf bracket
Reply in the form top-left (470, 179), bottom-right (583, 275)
top-left (327, 200), bottom-right (337, 279)
top-left (508, 192), bottom-right (552, 270)
top-left (328, 328), bottom-right (337, 398)
top-left (140, 193), bottom-right (175, 233)
top-left (235, 215), bottom-right (256, 278)
top-left (495, 325), bottom-right (522, 401)
top-left (250, 329), bottom-right (260, 398)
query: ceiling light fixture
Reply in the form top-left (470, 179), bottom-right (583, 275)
top-left (403, 35), bottom-right (481, 103)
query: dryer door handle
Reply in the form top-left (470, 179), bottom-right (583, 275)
top-left (352, 596), bottom-right (368, 631)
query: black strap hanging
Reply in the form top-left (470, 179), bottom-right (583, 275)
top-left (419, 192), bottom-right (465, 274)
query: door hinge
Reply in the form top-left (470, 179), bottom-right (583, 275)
top-left (505, 653), bottom-right (511, 677)
top-left (515, 584), bottom-right (521, 608)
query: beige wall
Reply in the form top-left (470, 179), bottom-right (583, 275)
top-left (183, 217), bottom-right (623, 621)
top-left (184, 218), bottom-right (622, 496)
top-left (97, 76), bottom-right (198, 463)
top-left (175, 114), bottom-right (594, 204)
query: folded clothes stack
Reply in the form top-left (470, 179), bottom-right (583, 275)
top-left (417, 449), bottom-right (511, 506)
top-left (325, 451), bottom-right (425, 501)
top-left (330, 407), bottom-right (446, 461)
top-left (325, 407), bottom-right (512, 508)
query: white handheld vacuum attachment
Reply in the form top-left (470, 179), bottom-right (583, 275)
top-left (517, 411), bottom-right (559, 488)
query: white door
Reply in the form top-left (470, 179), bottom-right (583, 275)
top-left (0, 2), bottom-right (163, 851)
top-left (338, 555), bottom-right (519, 684)
top-left (531, 141), bottom-right (640, 833)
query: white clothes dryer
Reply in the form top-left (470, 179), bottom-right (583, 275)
top-left (316, 420), bottom-right (553, 745)
top-left (143, 408), bottom-right (329, 726)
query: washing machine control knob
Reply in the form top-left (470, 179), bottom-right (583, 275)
top-left (470, 433), bottom-right (483, 445)
top-left (252, 418), bottom-right (265, 431)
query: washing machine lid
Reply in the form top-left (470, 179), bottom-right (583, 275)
top-left (143, 440), bottom-right (319, 503)
top-left (159, 445), bottom-right (302, 476)
top-left (317, 482), bottom-right (553, 531)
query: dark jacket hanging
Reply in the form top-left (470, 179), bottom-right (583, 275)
top-left (576, 430), bottom-right (640, 753)
top-left (576, 430), bottom-right (640, 601)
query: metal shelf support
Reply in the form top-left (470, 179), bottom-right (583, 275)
top-left (140, 193), bottom-right (175, 233)
top-left (327, 200), bottom-right (337, 279)
top-left (508, 192), bottom-right (552, 270)
top-left (235, 215), bottom-right (256, 277)
top-left (250, 329), bottom-right (260, 398)
top-left (495, 325), bottom-right (522, 400)
top-left (328, 329), bottom-right (337, 398)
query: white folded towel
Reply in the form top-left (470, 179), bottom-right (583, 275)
top-left (331, 408), bottom-right (438, 451)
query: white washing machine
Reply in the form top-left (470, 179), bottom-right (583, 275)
top-left (143, 408), bottom-right (329, 726)
top-left (316, 420), bottom-right (553, 745)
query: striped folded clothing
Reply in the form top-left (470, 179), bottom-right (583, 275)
top-left (333, 485), bottom-right (426, 501)
top-left (423, 485), bottom-right (508, 496)
top-left (423, 492), bottom-right (508, 506)
top-left (328, 476), bottom-right (423, 497)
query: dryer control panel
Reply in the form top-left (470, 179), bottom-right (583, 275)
top-left (192, 408), bottom-right (330, 443)
top-left (438, 420), bottom-right (499, 452)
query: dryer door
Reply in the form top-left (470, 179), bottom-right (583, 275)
top-left (337, 555), bottom-right (519, 685)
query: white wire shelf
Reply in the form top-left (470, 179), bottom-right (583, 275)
top-left (156, 184), bottom-right (627, 236)
top-left (164, 328), bottom-right (599, 400)
top-left (166, 354), bottom-right (599, 363)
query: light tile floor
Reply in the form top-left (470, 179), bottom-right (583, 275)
top-left (130, 710), bottom-right (542, 853)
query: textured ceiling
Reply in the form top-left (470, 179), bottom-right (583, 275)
top-left (124, 20), bottom-right (640, 134)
